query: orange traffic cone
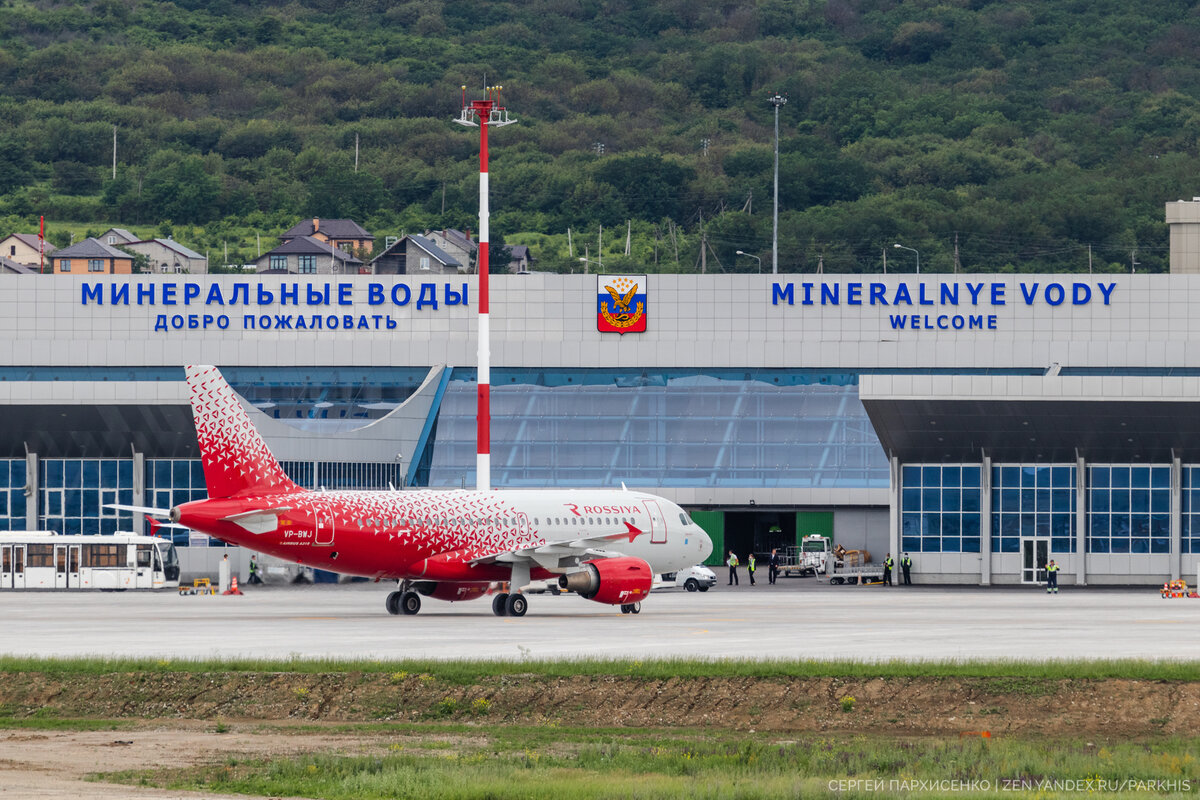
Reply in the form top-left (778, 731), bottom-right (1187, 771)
top-left (223, 575), bottom-right (243, 595)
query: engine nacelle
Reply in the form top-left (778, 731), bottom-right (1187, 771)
top-left (413, 581), bottom-right (491, 603)
top-left (557, 557), bottom-right (653, 605)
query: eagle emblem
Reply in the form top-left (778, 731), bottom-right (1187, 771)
top-left (597, 275), bottom-right (647, 334)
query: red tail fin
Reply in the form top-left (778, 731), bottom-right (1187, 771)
top-left (186, 365), bottom-right (303, 499)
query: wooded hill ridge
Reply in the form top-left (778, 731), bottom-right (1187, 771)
top-left (1, 0), bottom-right (1198, 274)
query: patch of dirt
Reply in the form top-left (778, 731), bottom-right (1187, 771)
top-left (1, 672), bottom-right (1197, 798)
top-left (2, 671), bottom-right (1198, 737)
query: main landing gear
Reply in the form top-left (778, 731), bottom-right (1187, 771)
top-left (385, 582), bottom-right (421, 616)
top-left (620, 602), bottom-right (641, 614)
top-left (491, 592), bottom-right (528, 617)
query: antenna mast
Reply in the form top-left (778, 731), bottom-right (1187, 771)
top-left (454, 85), bottom-right (516, 492)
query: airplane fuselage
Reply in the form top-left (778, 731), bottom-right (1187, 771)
top-left (174, 488), bottom-right (711, 583)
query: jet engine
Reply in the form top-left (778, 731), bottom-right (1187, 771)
top-left (557, 557), bottom-right (653, 605)
top-left (413, 581), bottom-right (491, 603)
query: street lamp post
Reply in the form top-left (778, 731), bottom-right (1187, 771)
top-left (893, 243), bottom-right (920, 274)
top-left (768, 93), bottom-right (786, 275)
top-left (735, 250), bottom-right (762, 273)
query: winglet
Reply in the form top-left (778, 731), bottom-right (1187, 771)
top-left (186, 365), bottom-right (303, 499)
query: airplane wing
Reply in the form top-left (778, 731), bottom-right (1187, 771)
top-left (469, 522), bottom-right (647, 572)
top-left (105, 503), bottom-right (172, 516)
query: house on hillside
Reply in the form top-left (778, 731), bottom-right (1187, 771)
top-left (100, 228), bottom-right (138, 246)
top-left (48, 238), bottom-right (134, 275)
top-left (281, 218), bottom-right (374, 255)
top-left (370, 235), bottom-right (463, 275)
top-left (253, 235), bottom-right (362, 275)
top-left (507, 245), bottom-right (535, 273)
top-left (122, 238), bottom-right (208, 274)
top-left (0, 256), bottom-right (35, 274)
top-left (0, 233), bottom-right (56, 268)
top-left (424, 229), bottom-right (476, 271)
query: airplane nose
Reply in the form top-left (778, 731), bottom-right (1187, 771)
top-left (697, 528), bottom-right (713, 563)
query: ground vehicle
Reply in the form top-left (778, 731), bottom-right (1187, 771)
top-left (663, 565), bottom-right (716, 592)
top-left (779, 536), bottom-right (883, 584)
top-left (0, 532), bottom-right (180, 590)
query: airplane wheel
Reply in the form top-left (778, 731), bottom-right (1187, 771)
top-left (400, 591), bottom-right (421, 615)
top-left (385, 591), bottom-right (402, 615)
top-left (492, 593), bottom-right (509, 616)
top-left (629, 602), bottom-right (641, 614)
top-left (620, 604), bottom-right (631, 614)
top-left (506, 593), bottom-right (528, 617)
top-left (684, 578), bottom-right (699, 592)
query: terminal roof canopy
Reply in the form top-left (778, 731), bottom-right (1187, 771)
top-left (860, 374), bottom-right (1200, 463)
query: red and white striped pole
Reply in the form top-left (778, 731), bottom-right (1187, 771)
top-left (455, 86), bottom-right (515, 492)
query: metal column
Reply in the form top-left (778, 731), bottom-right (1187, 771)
top-left (132, 450), bottom-right (145, 537)
top-left (980, 453), bottom-right (992, 586)
top-left (24, 451), bottom-right (37, 531)
top-left (1171, 453), bottom-right (1182, 581)
top-left (889, 454), bottom-right (900, 563)
top-left (1075, 452), bottom-right (1087, 587)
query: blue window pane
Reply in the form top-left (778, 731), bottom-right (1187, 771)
top-left (991, 516), bottom-right (1000, 536)
top-left (1036, 489), bottom-right (1050, 511)
top-left (922, 516), bottom-right (941, 536)
top-left (65, 460), bottom-right (82, 488)
top-left (1050, 516), bottom-right (1070, 537)
top-left (45, 460), bottom-right (63, 488)
top-left (942, 537), bottom-right (960, 553)
top-left (118, 459), bottom-right (131, 485)
top-left (961, 466), bottom-right (980, 487)
top-left (902, 514), bottom-right (922, 537)
top-left (902, 465), bottom-right (921, 485)
top-left (0, 461), bottom-right (8, 485)
top-left (1151, 491), bottom-right (1169, 513)
top-left (100, 460), bottom-right (117, 485)
top-left (962, 489), bottom-right (980, 512)
top-left (942, 466), bottom-right (961, 487)
top-left (1051, 537), bottom-right (1072, 553)
top-left (1002, 489), bottom-right (1019, 512)
top-left (1000, 537), bottom-right (1019, 553)
top-left (1020, 466), bottom-right (1037, 486)
top-left (1131, 466), bottom-right (1150, 489)
top-left (1089, 536), bottom-right (1110, 553)
top-left (1151, 537), bottom-right (1170, 553)
top-left (1090, 468), bottom-right (1109, 488)
top-left (1052, 467), bottom-right (1072, 487)
top-left (1020, 514), bottom-right (1035, 536)
top-left (1151, 467), bottom-right (1170, 488)
top-left (11, 490), bottom-right (25, 519)
top-left (192, 460), bottom-right (206, 487)
top-left (1111, 468), bottom-right (1130, 489)
top-left (1091, 491), bottom-right (1109, 513)
top-left (1035, 467), bottom-right (1051, 488)
top-left (83, 460), bottom-right (99, 486)
top-left (65, 490), bottom-right (82, 517)
top-left (1000, 466), bottom-right (1019, 485)
top-left (942, 516), bottom-right (961, 537)
top-left (1131, 490), bottom-right (1150, 514)
top-left (921, 537), bottom-right (940, 552)
top-left (1000, 515), bottom-right (1020, 536)
top-left (943, 490), bottom-right (960, 512)
top-left (64, 519), bottom-right (81, 535)
top-left (961, 516), bottom-right (980, 537)
top-left (922, 489), bottom-right (940, 512)
top-left (1090, 516), bottom-right (1109, 537)
top-left (173, 461), bottom-right (190, 487)
top-left (1151, 514), bottom-right (1169, 538)
top-left (154, 461), bottom-right (171, 486)
top-left (1111, 538), bottom-right (1131, 554)
top-left (1052, 490), bottom-right (1072, 513)
top-left (1035, 515), bottom-right (1050, 537)
top-left (902, 489), bottom-right (921, 512)
top-left (920, 466), bottom-right (938, 485)
top-left (1112, 491), bottom-right (1130, 513)
top-left (962, 537), bottom-right (980, 553)
top-left (902, 536), bottom-right (921, 551)
top-left (1020, 489), bottom-right (1035, 511)
top-left (82, 489), bottom-right (99, 518)
top-left (11, 461), bottom-right (24, 486)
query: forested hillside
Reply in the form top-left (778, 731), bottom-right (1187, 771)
top-left (1, 0), bottom-right (1198, 273)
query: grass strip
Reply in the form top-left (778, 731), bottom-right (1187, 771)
top-left (99, 727), bottom-right (1200, 800)
top-left (3, 655), bottom-right (1200, 682)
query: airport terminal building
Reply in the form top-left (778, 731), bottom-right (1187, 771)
top-left (4, 266), bottom-right (1200, 586)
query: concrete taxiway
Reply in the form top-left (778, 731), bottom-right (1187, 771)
top-left (2, 580), bottom-right (1197, 662)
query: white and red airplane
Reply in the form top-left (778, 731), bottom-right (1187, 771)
top-left (153, 365), bottom-right (713, 617)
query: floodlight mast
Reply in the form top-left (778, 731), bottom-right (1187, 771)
top-left (454, 85), bottom-right (516, 492)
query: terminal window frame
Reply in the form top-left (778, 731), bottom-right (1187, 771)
top-left (1087, 465), bottom-right (1170, 554)
top-left (901, 464), bottom-right (982, 554)
top-left (297, 255), bottom-right (316, 274)
top-left (991, 464), bottom-right (1076, 555)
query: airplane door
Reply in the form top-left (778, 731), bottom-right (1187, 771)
top-left (643, 500), bottom-right (668, 544)
top-left (313, 500), bottom-right (335, 546)
top-left (54, 545), bottom-right (68, 589)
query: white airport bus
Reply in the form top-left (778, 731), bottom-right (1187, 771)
top-left (0, 532), bottom-right (180, 590)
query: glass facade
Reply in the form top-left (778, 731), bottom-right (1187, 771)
top-left (40, 459), bottom-right (134, 536)
top-left (1087, 465), bottom-right (1170, 554)
top-left (901, 465), bottom-right (982, 553)
top-left (1184, 467), bottom-right (1200, 554)
top-left (0, 459), bottom-right (27, 531)
top-left (991, 465), bottom-right (1076, 555)
top-left (423, 370), bottom-right (889, 489)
